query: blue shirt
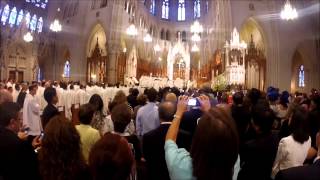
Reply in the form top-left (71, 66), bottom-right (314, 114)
top-left (165, 140), bottom-right (240, 180)
top-left (136, 102), bottom-right (160, 136)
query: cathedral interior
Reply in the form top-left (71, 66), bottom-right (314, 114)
top-left (0, 0), bottom-right (319, 92)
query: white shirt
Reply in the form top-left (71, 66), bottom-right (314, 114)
top-left (271, 135), bottom-right (311, 178)
top-left (12, 89), bottom-right (20, 102)
top-left (23, 93), bottom-right (42, 136)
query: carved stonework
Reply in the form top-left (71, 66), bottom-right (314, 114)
top-left (87, 39), bottom-right (108, 83)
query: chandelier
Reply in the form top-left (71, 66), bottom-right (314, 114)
top-left (225, 28), bottom-right (247, 50)
top-left (143, 33), bottom-right (152, 42)
top-left (126, 24), bottom-right (138, 36)
top-left (190, 20), bottom-right (203, 33)
top-left (50, 19), bottom-right (62, 32)
top-left (191, 33), bottom-right (201, 42)
top-left (23, 32), bottom-right (33, 42)
top-left (154, 44), bottom-right (161, 52)
top-left (191, 44), bottom-right (199, 52)
top-left (280, 0), bottom-right (298, 20)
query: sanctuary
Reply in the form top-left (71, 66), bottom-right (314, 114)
top-left (0, 0), bottom-right (319, 92)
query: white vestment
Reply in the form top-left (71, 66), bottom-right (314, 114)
top-left (23, 93), bottom-right (42, 136)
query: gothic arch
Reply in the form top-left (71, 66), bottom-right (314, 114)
top-left (240, 17), bottom-right (267, 55)
top-left (240, 17), bottom-right (267, 90)
top-left (86, 23), bottom-right (107, 58)
top-left (290, 47), bottom-right (312, 93)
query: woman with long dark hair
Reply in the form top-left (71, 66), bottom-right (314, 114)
top-left (38, 116), bottom-right (90, 180)
top-left (165, 95), bottom-right (239, 180)
top-left (272, 107), bottom-right (311, 178)
top-left (89, 94), bottom-right (106, 134)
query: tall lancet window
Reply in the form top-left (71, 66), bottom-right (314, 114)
top-left (194, 0), bottom-right (201, 18)
top-left (150, 0), bottom-right (155, 15)
top-left (25, 12), bottom-right (31, 27)
top-left (298, 65), bottom-right (305, 87)
top-left (37, 17), bottom-right (43, 33)
top-left (64, 61), bottom-right (71, 78)
top-left (162, 0), bottom-right (169, 19)
top-left (37, 68), bottom-right (42, 82)
top-left (30, 14), bottom-right (37, 31)
top-left (1, 5), bottom-right (10, 25)
top-left (16, 10), bottom-right (24, 26)
top-left (178, 0), bottom-right (185, 21)
top-left (8, 7), bottom-right (17, 27)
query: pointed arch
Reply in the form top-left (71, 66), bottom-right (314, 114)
top-left (86, 23), bottom-right (107, 57)
top-left (240, 17), bottom-right (268, 90)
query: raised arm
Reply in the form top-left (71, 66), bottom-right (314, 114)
top-left (165, 96), bottom-right (188, 142)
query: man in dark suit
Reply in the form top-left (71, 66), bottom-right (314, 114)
top-left (238, 100), bottom-right (279, 180)
top-left (41, 87), bottom-right (59, 129)
top-left (143, 101), bottom-right (176, 180)
top-left (0, 102), bottom-right (40, 180)
top-left (275, 128), bottom-right (320, 180)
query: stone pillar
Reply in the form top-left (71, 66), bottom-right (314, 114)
top-left (106, 0), bottom-right (124, 84)
top-left (107, 45), bottom-right (119, 84)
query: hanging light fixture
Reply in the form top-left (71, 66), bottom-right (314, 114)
top-left (50, 19), bottom-right (62, 32)
top-left (191, 33), bottom-right (201, 42)
top-left (23, 32), bottom-right (33, 42)
top-left (190, 20), bottom-right (203, 33)
top-left (191, 44), bottom-right (200, 52)
top-left (143, 33), bottom-right (152, 42)
top-left (126, 23), bottom-right (138, 36)
top-left (154, 44), bottom-right (161, 52)
top-left (280, 0), bottom-right (298, 20)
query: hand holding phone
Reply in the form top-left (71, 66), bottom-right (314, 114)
top-left (188, 98), bottom-right (197, 106)
top-left (39, 132), bottom-right (44, 141)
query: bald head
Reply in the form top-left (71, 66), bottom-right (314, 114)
top-left (158, 101), bottom-right (176, 122)
top-left (165, 93), bottom-right (177, 103)
top-left (0, 89), bottom-right (13, 105)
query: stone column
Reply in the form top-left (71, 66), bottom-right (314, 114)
top-left (107, 42), bottom-right (120, 84)
top-left (106, 0), bottom-right (124, 84)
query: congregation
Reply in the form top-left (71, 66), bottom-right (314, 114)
top-left (0, 79), bottom-right (320, 180)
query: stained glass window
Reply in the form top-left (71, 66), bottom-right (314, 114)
top-left (8, 7), bottom-right (17, 26)
top-left (30, 14), bottom-right (37, 31)
top-left (194, 0), bottom-right (201, 18)
top-left (26, 0), bottom-right (48, 9)
top-left (37, 68), bottom-right (41, 82)
top-left (150, 0), bottom-right (155, 15)
top-left (206, 0), bottom-right (209, 13)
top-left (1, 5), bottom-right (10, 25)
top-left (25, 12), bottom-right (31, 27)
top-left (298, 65), bottom-right (305, 87)
top-left (162, 0), bottom-right (169, 19)
top-left (64, 61), bottom-right (70, 78)
top-left (16, 10), bottom-right (24, 26)
top-left (37, 17), bottom-right (43, 33)
top-left (178, 0), bottom-right (185, 21)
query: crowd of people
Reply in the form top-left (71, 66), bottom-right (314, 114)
top-left (0, 79), bottom-right (319, 180)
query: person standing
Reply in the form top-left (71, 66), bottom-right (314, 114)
top-left (42, 87), bottom-right (59, 129)
top-left (23, 84), bottom-right (42, 143)
top-left (143, 101), bottom-right (176, 180)
top-left (136, 88), bottom-right (160, 136)
top-left (0, 102), bottom-right (40, 180)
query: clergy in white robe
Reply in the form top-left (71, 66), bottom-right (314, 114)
top-left (63, 89), bottom-right (73, 120)
top-left (12, 86), bottom-right (20, 103)
top-left (78, 87), bottom-right (88, 105)
top-left (36, 86), bottom-right (47, 115)
top-left (23, 85), bottom-right (42, 136)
